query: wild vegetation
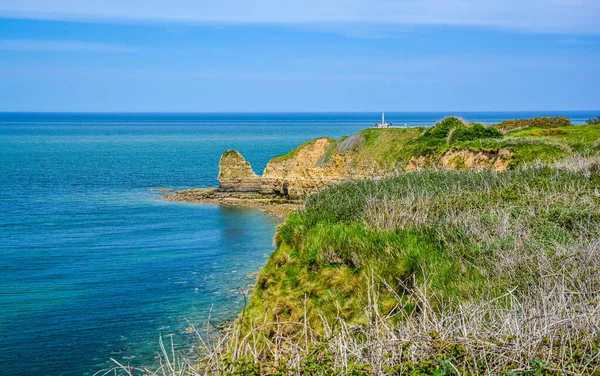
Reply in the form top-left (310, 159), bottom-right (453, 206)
top-left (447, 122), bottom-right (503, 142)
top-left (242, 160), bottom-right (600, 374)
top-left (587, 116), bottom-right (600, 125)
top-left (270, 137), bottom-right (335, 163)
top-left (102, 118), bottom-right (600, 375)
top-left (494, 117), bottom-right (571, 131)
top-left (314, 116), bottom-right (599, 173)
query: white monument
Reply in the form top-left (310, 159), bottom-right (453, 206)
top-left (374, 112), bottom-right (391, 128)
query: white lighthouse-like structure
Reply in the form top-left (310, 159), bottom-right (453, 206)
top-left (374, 112), bottom-right (391, 128)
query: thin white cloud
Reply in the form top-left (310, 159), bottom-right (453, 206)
top-left (557, 37), bottom-right (600, 45)
top-left (0, 39), bottom-right (136, 52)
top-left (0, 0), bottom-right (598, 33)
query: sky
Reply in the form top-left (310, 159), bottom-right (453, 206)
top-left (0, 1), bottom-right (599, 112)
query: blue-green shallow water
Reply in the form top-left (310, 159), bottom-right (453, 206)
top-left (0, 111), bottom-right (597, 376)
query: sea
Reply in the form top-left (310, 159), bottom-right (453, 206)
top-left (0, 111), bottom-right (597, 376)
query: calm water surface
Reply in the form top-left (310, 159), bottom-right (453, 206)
top-left (0, 111), bottom-right (596, 375)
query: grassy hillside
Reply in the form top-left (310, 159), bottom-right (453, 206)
top-left (309, 117), bottom-right (600, 172)
top-left (248, 163), bottom-right (600, 323)
top-left (231, 160), bottom-right (600, 374)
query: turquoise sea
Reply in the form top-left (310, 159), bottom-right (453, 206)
top-left (0, 111), bottom-right (597, 375)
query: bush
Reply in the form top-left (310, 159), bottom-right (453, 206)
top-left (422, 118), bottom-right (502, 145)
top-left (529, 129), bottom-right (568, 137)
top-left (495, 117), bottom-right (571, 131)
top-left (449, 123), bottom-right (503, 143)
top-left (423, 117), bottom-right (466, 139)
top-left (587, 115), bottom-right (600, 125)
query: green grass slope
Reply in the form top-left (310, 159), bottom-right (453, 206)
top-left (247, 165), bottom-right (600, 328)
top-left (234, 156), bottom-right (600, 374)
top-left (297, 117), bottom-right (600, 173)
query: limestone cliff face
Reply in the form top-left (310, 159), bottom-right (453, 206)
top-left (259, 137), bottom-right (386, 199)
top-left (218, 150), bottom-right (261, 192)
top-left (261, 138), bottom-right (344, 199)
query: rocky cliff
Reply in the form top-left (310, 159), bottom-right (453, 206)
top-left (216, 138), bottom-right (358, 199)
top-left (216, 138), bottom-right (515, 199)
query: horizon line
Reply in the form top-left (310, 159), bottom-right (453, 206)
top-left (1, 110), bottom-right (599, 114)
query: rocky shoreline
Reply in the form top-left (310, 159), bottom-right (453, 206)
top-left (163, 188), bottom-right (300, 218)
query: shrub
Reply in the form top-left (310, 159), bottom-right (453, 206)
top-left (422, 118), bottom-right (502, 145)
top-left (495, 117), bottom-right (571, 131)
top-left (423, 117), bottom-right (466, 139)
top-left (448, 123), bottom-right (503, 143)
top-left (529, 129), bottom-right (568, 137)
top-left (586, 115), bottom-right (600, 125)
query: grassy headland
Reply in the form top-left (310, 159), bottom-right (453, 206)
top-left (312, 116), bottom-right (600, 173)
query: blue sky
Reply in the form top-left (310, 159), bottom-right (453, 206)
top-left (0, 1), bottom-right (599, 112)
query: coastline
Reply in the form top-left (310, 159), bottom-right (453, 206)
top-left (153, 118), bottom-right (600, 374)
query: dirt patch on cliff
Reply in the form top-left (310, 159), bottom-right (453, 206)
top-left (406, 148), bottom-right (513, 172)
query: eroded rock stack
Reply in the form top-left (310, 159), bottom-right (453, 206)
top-left (218, 150), bottom-right (262, 192)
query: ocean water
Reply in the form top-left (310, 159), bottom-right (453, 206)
top-left (0, 111), bottom-right (597, 376)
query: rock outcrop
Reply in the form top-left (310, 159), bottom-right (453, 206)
top-left (218, 150), bottom-right (262, 192)
top-left (216, 138), bottom-right (358, 199)
top-left (211, 119), bottom-right (526, 199)
top-left (440, 147), bottom-right (513, 171)
top-left (216, 137), bottom-right (389, 199)
top-left (261, 138), bottom-right (346, 199)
